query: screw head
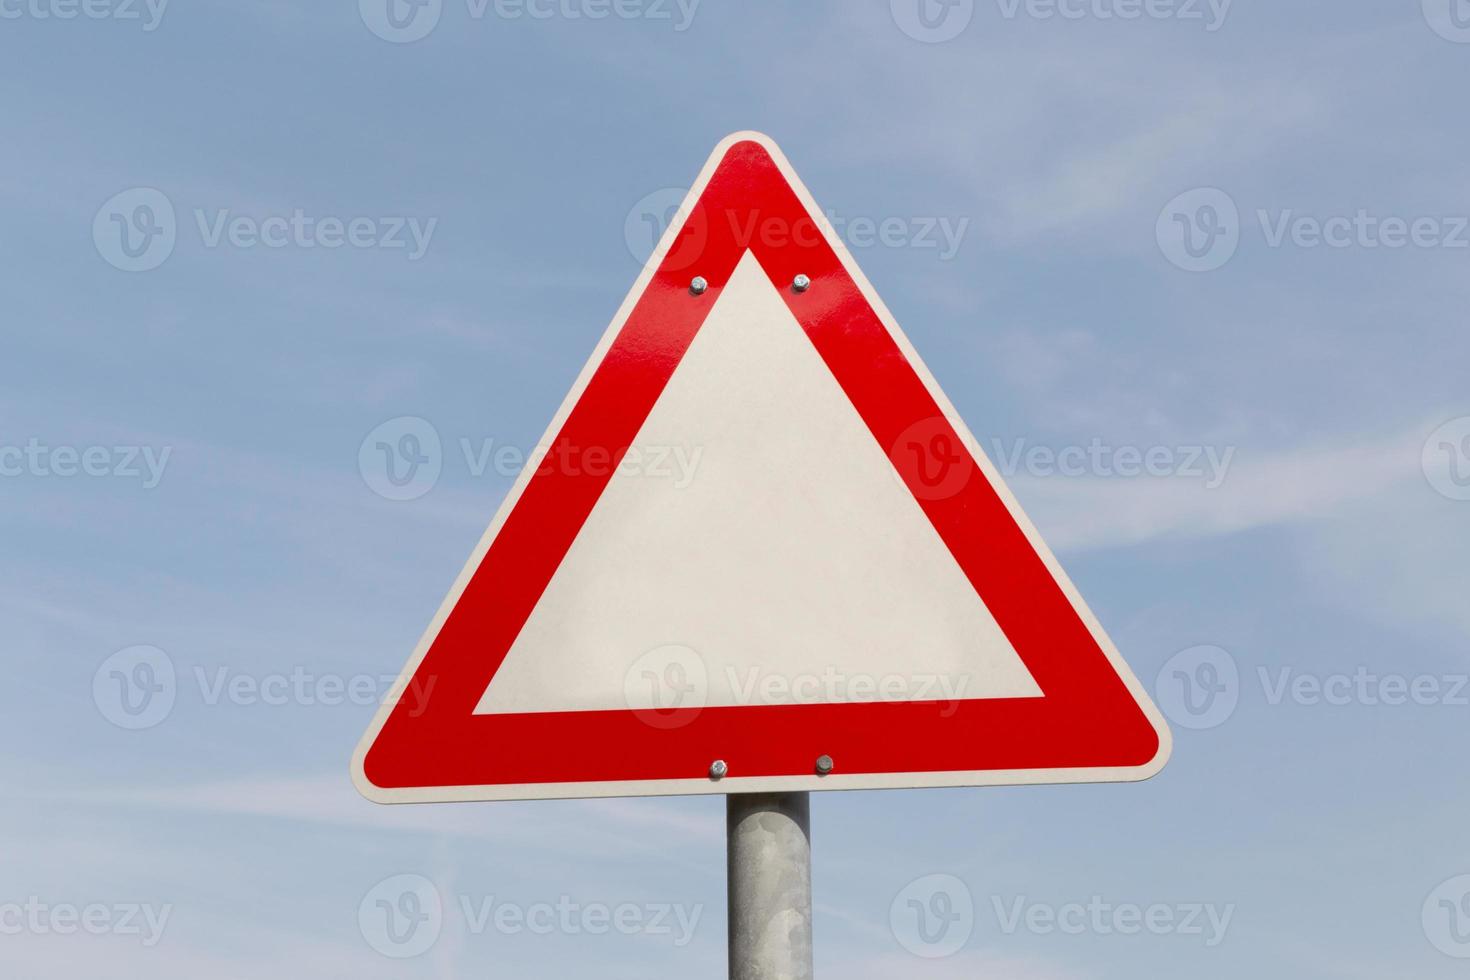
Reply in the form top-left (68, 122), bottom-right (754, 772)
top-left (709, 759), bottom-right (728, 780)
top-left (792, 274), bottom-right (811, 292)
top-left (690, 276), bottom-right (709, 295)
top-left (815, 754), bottom-right (834, 776)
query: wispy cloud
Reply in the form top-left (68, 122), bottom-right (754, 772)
top-left (1012, 419), bottom-right (1428, 553)
top-left (0, 929), bottom-right (408, 980)
top-left (46, 773), bottom-right (724, 869)
top-left (829, 949), bottom-right (1091, 980)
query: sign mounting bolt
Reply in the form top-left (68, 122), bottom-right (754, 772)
top-left (815, 754), bottom-right (834, 776)
top-left (690, 276), bottom-right (709, 295)
top-left (793, 274), bottom-right (811, 293)
top-left (709, 759), bottom-right (728, 780)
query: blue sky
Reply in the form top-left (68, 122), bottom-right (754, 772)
top-left (5, 0), bottom-right (1470, 976)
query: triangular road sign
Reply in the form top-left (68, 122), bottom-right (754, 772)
top-left (353, 132), bottom-right (1171, 803)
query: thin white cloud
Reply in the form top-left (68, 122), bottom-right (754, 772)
top-left (771, 11), bottom-right (1325, 247)
top-left (0, 929), bottom-right (407, 980)
top-left (1008, 414), bottom-right (1470, 648)
top-left (1012, 421), bottom-right (1425, 553)
top-left (49, 772), bottom-right (723, 868)
top-left (1296, 481), bottom-right (1470, 646)
top-left (829, 949), bottom-right (1090, 980)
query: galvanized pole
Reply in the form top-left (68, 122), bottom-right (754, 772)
top-left (726, 792), bottom-right (813, 980)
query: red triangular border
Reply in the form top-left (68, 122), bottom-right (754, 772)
top-left (355, 134), bottom-right (1168, 801)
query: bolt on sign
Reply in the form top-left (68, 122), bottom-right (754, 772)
top-left (353, 132), bottom-right (1171, 804)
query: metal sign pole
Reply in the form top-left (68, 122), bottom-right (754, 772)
top-left (726, 792), bottom-right (813, 980)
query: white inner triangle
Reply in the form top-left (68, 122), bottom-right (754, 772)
top-left (476, 252), bottom-right (1042, 715)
